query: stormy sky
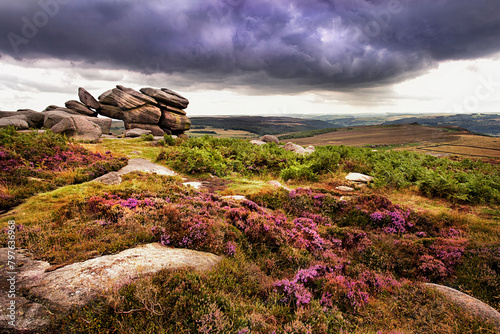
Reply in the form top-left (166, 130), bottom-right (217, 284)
top-left (0, 0), bottom-right (499, 115)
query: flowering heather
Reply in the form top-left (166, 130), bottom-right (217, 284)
top-left (0, 129), bottom-right (127, 210)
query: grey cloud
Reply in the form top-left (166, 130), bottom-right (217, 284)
top-left (0, 0), bottom-right (499, 93)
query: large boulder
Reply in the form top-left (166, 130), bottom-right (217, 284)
top-left (124, 122), bottom-right (165, 136)
top-left (140, 87), bottom-right (189, 109)
top-left (65, 100), bottom-right (95, 116)
top-left (99, 104), bottom-right (124, 120)
top-left (43, 110), bottom-right (72, 129)
top-left (159, 112), bottom-right (191, 132)
top-left (78, 87), bottom-right (101, 110)
top-left (27, 244), bottom-right (220, 310)
top-left (0, 110), bottom-right (44, 129)
top-left (122, 105), bottom-right (162, 125)
top-left (0, 245), bottom-right (220, 332)
top-left (51, 116), bottom-right (102, 142)
top-left (261, 135), bottom-right (280, 145)
top-left (17, 109), bottom-right (45, 128)
top-left (0, 116), bottom-right (30, 130)
top-left (90, 117), bottom-right (112, 135)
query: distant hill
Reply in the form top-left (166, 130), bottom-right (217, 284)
top-left (382, 114), bottom-right (500, 136)
top-left (190, 116), bottom-right (334, 136)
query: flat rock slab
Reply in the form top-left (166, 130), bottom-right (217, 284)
top-left (425, 283), bottom-right (500, 330)
top-left (28, 244), bottom-right (221, 310)
top-left (95, 159), bottom-right (176, 185)
top-left (117, 158), bottom-right (177, 177)
top-left (0, 245), bottom-right (220, 332)
top-left (0, 249), bottom-right (52, 332)
top-left (183, 182), bottom-right (203, 189)
top-left (336, 186), bottom-right (355, 192)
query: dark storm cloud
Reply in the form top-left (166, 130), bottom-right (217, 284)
top-left (1, 0), bottom-right (499, 92)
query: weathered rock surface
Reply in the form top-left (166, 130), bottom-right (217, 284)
top-left (122, 105), bottom-right (162, 125)
top-left (0, 116), bottom-right (30, 130)
top-left (250, 140), bottom-right (267, 146)
top-left (65, 100), bottom-right (95, 116)
top-left (4, 85), bottom-right (191, 140)
top-left (114, 158), bottom-right (177, 177)
top-left (94, 158), bottom-right (177, 186)
top-left (284, 142), bottom-right (307, 154)
top-left (78, 87), bottom-right (101, 110)
top-left (28, 244), bottom-right (221, 310)
top-left (116, 85), bottom-right (157, 105)
top-left (43, 110), bottom-right (72, 129)
top-left (425, 283), bottom-right (500, 330)
top-left (140, 87), bottom-right (189, 109)
top-left (0, 245), bottom-right (220, 332)
top-left (99, 104), bottom-right (124, 120)
top-left (183, 182), bottom-right (203, 189)
top-left (90, 117), bottom-right (112, 135)
top-left (161, 104), bottom-right (187, 116)
top-left (345, 173), bottom-right (374, 183)
top-left (51, 116), bottom-right (102, 142)
top-left (0, 249), bottom-right (52, 333)
top-left (93, 171), bottom-right (122, 185)
top-left (124, 122), bottom-right (165, 136)
top-left (261, 135), bottom-right (280, 145)
top-left (336, 186), bottom-right (355, 192)
top-left (159, 111), bottom-right (191, 132)
top-left (124, 128), bottom-right (152, 138)
top-left (43, 106), bottom-right (82, 115)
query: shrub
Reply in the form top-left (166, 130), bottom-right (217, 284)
top-left (141, 134), bottom-right (154, 141)
top-left (163, 134), bottom-right (176, 146)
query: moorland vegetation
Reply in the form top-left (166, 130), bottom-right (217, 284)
top-left (1, 129), bottom-right (499, 333)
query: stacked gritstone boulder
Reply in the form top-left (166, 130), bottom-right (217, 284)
top-left (0, 86), bottom-right (191, 141)
top-left (98, 85), bottom-right (191, 136)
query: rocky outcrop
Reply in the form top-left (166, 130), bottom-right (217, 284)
top-left (0, 245), bottom-right (220, 332)
top-left (99, 85), bottom-right (191, 136)
top-left (0, 85), bottom-right (191, 141)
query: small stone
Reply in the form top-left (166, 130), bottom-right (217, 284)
top-left (261, 135), bottom-right (279, 144)
top-left (182, 182), bottom-right (203, 189)
top-left (336, 186), bottom-right (355, 192)
top-left (345, 173), bottom-right (374, 183)
top-left (250, 140), bottom-right (267, 146)
top-left (124, 128), bottom-right (152, 138)
top-left (93, 172), bottom-right (122, 185)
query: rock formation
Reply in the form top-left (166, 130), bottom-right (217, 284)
top-left (98, 85), bottom-right (191, 136)
top-left (0, 85), bottom-right (192, 141)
